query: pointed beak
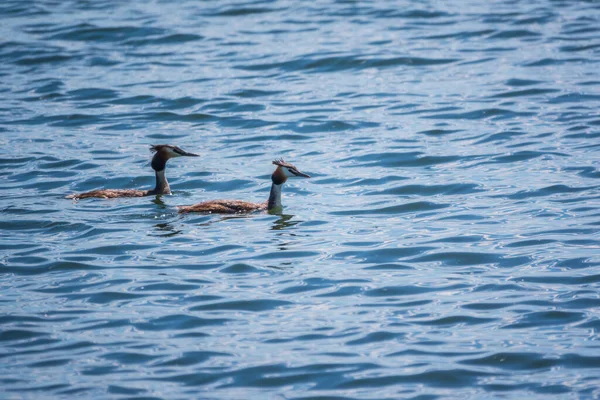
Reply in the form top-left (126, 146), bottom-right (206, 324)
top-left (295, 170), bottom-right (311, 178)
top-left (180, 150), bottom-right (200, 157)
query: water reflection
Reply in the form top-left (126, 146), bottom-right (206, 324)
top-left (152, 221), bottom-right (182, 237)
top-left (194, 214), bottom-right (254, 227)
top-left (270, 213), bottom-right (301, 231)
top-left (185, 211), bottom-right (301, 230)
top-left (151, 196), bottom-right (166, 207)
top-left (3, 0), bottom-right (600, 397)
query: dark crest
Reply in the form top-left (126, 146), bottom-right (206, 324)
top-left (150, 144), bottom-right (165, 153)
top-left (151, 144), bottom-right (176, 154)
top-left (272, 158), bottom-right (296, 169)
top-left (150, 144), bottom-right (196, 157)
top-left (273, 158), bottom-right (310, 178)
top-left (148, 144), bottom-right (198, 171)
top-left (150, 144), bottom-right (172, 171)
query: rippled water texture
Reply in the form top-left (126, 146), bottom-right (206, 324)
top-left (2, 0), bottom-right (600, 398)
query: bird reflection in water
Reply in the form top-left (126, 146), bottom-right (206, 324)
top-left (149, 197), bottom-right (183, 236)
top-left (270, 213), bottom-right (301, 231)
top-left (151, 196), bottom-right (166, 207)
top-left (152, 221), bottom-right (182, 237)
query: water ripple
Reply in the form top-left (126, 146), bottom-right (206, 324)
top-left (2, 0), bottom-right (600, 398)
top-left (237, 55), bottom-right (459, 73)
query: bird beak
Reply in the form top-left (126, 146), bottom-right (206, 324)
top-left (180, 150), bottom-right (200, 157)
top-left (295, 170), bottom-right (311, 178)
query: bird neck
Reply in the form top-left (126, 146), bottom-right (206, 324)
top-left (149, 152), bottom-right (171, 195)
top-left (150, 169), bottom-right (170, 195)
top-left (267, 183), bottom-right (283, 210)
top-left (151, 152), bottom-right (167, 172)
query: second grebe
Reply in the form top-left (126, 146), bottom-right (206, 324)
top-left (66, 144), bottom-right (199, 200)
top-left (177, 159), bottom-right (310, 214)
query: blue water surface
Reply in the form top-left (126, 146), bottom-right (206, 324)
top-left (1, 0), bottom-right (600, 398)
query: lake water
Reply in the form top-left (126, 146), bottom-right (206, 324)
top-left (2, 0), bottom-right (600, 398)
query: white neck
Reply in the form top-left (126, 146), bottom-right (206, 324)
top-left (267, 183), bottom-right (283, 210)
top-left (152, 169), bottom-right (170, 195)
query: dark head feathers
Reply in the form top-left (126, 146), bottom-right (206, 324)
top-left (273, 158), bottom-right (296, 169)
top-left (150, 144), bottom-right (199, 157)
top-left (150, 144), bottom-right (173, 153)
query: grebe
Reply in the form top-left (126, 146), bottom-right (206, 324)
top-left (66, 144), bottom-right (198, 200)
top-left (177, 159), bottom-right (310, 214)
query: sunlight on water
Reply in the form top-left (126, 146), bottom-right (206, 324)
top-left (1, 0), bottom-right (600, 398)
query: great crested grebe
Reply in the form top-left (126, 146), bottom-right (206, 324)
top-left (66, 144), bottom-right (199, 200)
top-left (177, 159), bottom-right (310, 214)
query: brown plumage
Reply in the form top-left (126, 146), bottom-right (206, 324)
top-left (178, 199), bottom-right (267, 214)
top-left (66, 189), bottom-right (149, 200)
top-left (66, 144), bottom-right (198, 200)
top-left (178, 158), bottom-right (310, 214)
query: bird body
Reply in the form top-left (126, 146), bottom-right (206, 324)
top-left (178, 199), bottom-right (267, 214)
top-left (65, 189), bottom-right (149, 200)
top-left (178, 159), bottom-right (309, 214)
top-left (66, 144), bottom-right (198, 200)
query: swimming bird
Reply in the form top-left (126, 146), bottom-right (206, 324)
top-left (66, 144), bottom-right (199, 200)
top-left (177, 159), bottom-right (310, 214)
